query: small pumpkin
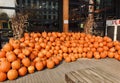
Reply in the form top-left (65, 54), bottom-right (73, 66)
top-left (18, 66), bottom-right (27, 76)
top-left (114, 52), bottom-right (119, 60)
top-left (108, 52), bottom-right (114, 58)
top-left (35, 61), bottom-right (44, 71)
top-left (3, 43), bottom-right (13, 52)
top-left (70, 56), bottom-right (76, 62)
top-left (22, 48), bottom-right (31, 56)
top-left (6, 52), bottom-right (17, 62)
top-left (12, 40), bottom-right (20, 49)
top-left (13, 48), bottom-right (21, 55)
top-left (28, 66), bottom-right (35, 74)
top-left (87, 52), bottom-right (93, 59)
top-left (94, 52), bottom-right (100, 59)
top-left (65, 56), bottom-right (71, 62)
top-left (100, 51), bottom-right (108, 58)
top-left (47, 60), bottom-right (55, 69)
top-left (52, 57), bottom-right (60, 65)
top-left (11, 60), bottom-right (21, 70)
top-left (18, 53), bottom-right (26, 59)
top-left (22, 58), bottom-right (31, 67)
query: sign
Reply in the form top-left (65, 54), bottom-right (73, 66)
top-left (106, 19), bottom-right (120, 26)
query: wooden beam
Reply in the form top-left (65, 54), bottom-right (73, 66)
top-left (63, 0), bottom-right (69, 32)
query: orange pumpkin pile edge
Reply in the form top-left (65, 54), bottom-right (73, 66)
top-left (0, 32), bottom-right (120, 82)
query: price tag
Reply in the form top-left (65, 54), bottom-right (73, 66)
top-left (64, 20), bottom-right (68, 24)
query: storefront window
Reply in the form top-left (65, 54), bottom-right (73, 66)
top-left (16, 0), bottom-right (61, 32)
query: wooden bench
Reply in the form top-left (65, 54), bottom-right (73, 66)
top-left (0, 28), bottom-right (13, 48)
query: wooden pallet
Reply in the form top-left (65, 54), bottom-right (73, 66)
top-left (65, 67), bottom-right (120, 83)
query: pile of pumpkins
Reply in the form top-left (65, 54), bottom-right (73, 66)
top-left (0, 32), bottom-right (120, 82)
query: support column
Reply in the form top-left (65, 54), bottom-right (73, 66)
top-left (63, 0), bottom-right (69, 32)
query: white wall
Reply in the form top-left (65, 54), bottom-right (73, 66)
top-left (0, 0), bottom-right (16, 18)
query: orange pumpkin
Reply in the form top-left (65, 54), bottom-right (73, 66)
top-left (28, 66), bottom-right (35, 74)
top-left (12, 40), bottom-right (20, 49)
top-left (0, 72), bottom-right (7, 82)
top-left (109, 47), bottom-right (116, 52)
top-left (3, 43), bottom-right (13, 52)
top-left (78, 54), bottom-right (82, 58)
top-left (7, 69), bottom-right (18, 80)
top-left (52, 57), bottom-right (60, 65)
top-left (18, 66), bottom-right (27, 76)
top-left (87, 52), bottom-right (93, 59)
top-left (0, 61), bottom-right (11, 72)
top-left (71, 56), bottom-right (76, 62)
top-left (114, 52), bottom-right (119, 60)
top-left (29, 54), bottom-right (36, 61)
top-left (6, 52), bottom-right (17, 62)
top-left (57, 55), bottom-right (63, 61)
top-left (82, 52), bottom-right (87, 58)
top-left (19, 37), bottom-right (25, 42)
top-left (20, 42), bottom-right (27, 48)
top-left (107, 42), bottom-right (113, 48)
top-left (0, 58), bottom-right (7, 62)
top-left (42, 31), bottom-right (47, 38)
top-left (46, 52), bottom-right (52, 58)
top-left (103, 46), bottom-right (109, 51)
top-left (11, 60), bottom-right (21, 70)
top-left (97, 47), bottom-right (103, 53)
top-left (22, 58), bottom-right (31, 67)
top-left (33, 57), bottom-right (41, 63)
top-left (38, 52), bottom-right (44, 58)
top-left (22, 48), bottom-right (31, 56)
top-left (0, 50), bottom-right (6, 58)
top-left (28, 42), bottom-right (35, 48)
top-left (35, 61), bottom-right (44, 71)
top-left (108, 52), bottom-right (114, 58)
top-left (65, 56), bottom-right (71, 62)
top-left (94, 52), bottom-right (100, 59)
top-left (115, 45), bottom-right (120, 51)
top-left (93, 42), bottom-right (99, 48)
top-left (42, 60), bottom-right (47, 67)
top-left (118, 50), bottom-right (120, 55)
top-left (100, 51), bottom-right (108, 58)
top-left (18, 53), bottom-right (26, 59)
top-left (13, 48), bottom-right (21, 55)
top-left (47, 60), bottom-right (55, 69)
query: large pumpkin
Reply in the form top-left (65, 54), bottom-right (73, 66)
top-left (0, 61), bottom-right (11, 72)
top-left (7, 69), bottom-right (18, 80)
top-left (0, 72), bottom-right (7, 82)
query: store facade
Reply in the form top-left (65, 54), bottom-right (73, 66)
top-left (0, 0), bottom-right (119, 32)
